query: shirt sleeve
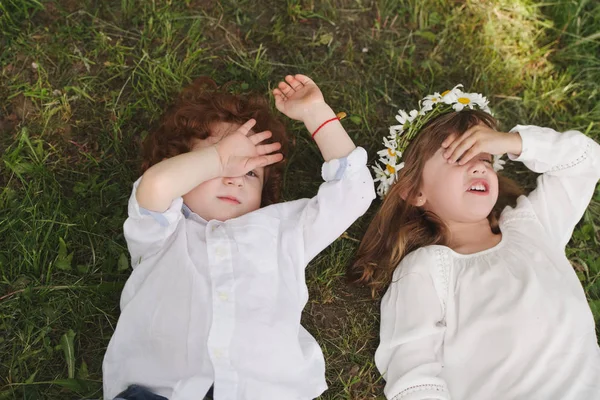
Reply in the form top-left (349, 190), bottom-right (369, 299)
top-left (292, 146), bottom-right (376, 264)
top-left (508, 125), bottom-right (600, 248)
top-left (375, 251), bottom-right (451, 400)
top-left (123, 177), bottom-right (185, 268)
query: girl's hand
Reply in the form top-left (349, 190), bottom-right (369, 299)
top-left (213, 119), bottom-right (283, 177)
top-left (273, 74), bottom-right (326, 122)
top-left (441, 124), bottom-right (522, 165)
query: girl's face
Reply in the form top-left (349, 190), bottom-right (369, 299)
top-left (419, 145), bottom-right (499, 225)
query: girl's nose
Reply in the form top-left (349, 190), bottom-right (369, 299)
top-left (469, 159), bottom-right (488, 175)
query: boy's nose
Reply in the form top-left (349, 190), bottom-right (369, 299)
top-left (223, 176), bottom-right (244, 187)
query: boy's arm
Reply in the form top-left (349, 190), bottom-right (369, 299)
top-left (273, 74), bottom-right (375, 263)
top-left (137, 119), bottom-right (283, 213)
top-left (137, 145), bottom-right (221, 212)
top-left (273, 74), bottom-right (356, 161)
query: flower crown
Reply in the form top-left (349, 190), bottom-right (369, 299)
top-left (373, 84), bottom-right (505, 198)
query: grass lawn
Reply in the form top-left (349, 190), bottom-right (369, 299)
top-left (1, 0), bottom-right (599, 398)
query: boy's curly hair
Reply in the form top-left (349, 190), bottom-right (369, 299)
top-left (141, 77), bottom-right (288, 207)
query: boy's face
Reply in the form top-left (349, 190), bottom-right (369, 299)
top-left (182, 122), bottom-right (265, 222)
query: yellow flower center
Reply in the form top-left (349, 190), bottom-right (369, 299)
top-left (441, 90), bottom-right (450, 96)
top-left (386, 164), bottom-right (395, 174)
top-left (387, 148), bottom-right (396, 156)
top-left (432, 97), bottom-right (439, 102)
top-left (458, 97), bottom-right (471, 104)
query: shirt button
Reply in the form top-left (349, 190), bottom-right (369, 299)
top-left (215, 247), bottom-right (226, 258)
top-left (218, 292), bottom-right (228, 301)
top-left (211, 225), bottom-right (219, 232)
top-left (214, 348), bottom-right (223, 358)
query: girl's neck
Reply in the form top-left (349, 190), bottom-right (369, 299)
top-left (445, 218), bottom-right (502, 255)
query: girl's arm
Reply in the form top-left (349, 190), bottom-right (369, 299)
top-left (507, 125), bottom-right (600, 248)
top-left (376, 251), bottom-right (451, 400)
top-left (442, 123), bottom-right (600, 249)
top-left (273, 75), bottom-right (375, 263)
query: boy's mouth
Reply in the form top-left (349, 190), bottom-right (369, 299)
top-left (218, 196), bottom-right (241, 205)
top-left (466, 179), bottom-right (489, 195)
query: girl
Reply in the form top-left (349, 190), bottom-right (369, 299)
top-left (353, 85), bottom-right (600, 400)
top-left (102, 74), bottom-right (375, 400)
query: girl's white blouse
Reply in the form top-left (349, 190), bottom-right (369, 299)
top-left (103, 147), bottom-right (375, 400)
top-left (376, 126), bottom-right (600, 400)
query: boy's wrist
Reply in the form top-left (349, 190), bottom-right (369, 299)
top-left (302, 103), bottom-right (336, 134)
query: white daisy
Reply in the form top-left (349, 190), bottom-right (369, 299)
top-left (441, 84), bottom-right (463, 104)
top-left (377, 137), bottom-right (400, 161)
top-left (421, 92), bottom-right (442, 113)
top-left (389, 124), bottom-right (404, 137)
top-left (372, 162), bottom-right (397, 198)
top-left (452, 92), bottom-right (480, 111)
top-left (395, 109), bottom-right (419, 125)
top-left (493, 155), bottom-right (506, 171)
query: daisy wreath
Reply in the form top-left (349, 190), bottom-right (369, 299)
top-left (373, 84), bottom-right (506, 198)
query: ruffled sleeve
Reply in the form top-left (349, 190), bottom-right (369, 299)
top-left (508, 125), bottom-right (600, 248)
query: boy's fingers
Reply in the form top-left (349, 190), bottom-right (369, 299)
top-left (294, 74), bottom-right (314, 86)
top-left (285, 75), bottom-right (303, 90)
top-left (256, 142), bottom-right (282, 156)
top-left (239, 119), bottom-right (257, 136)
top-left (278, 81), bottom-right (294, 96)
top-left (249, 130), bottom-right (273, 144)
top-left (251, 153), bottom-right (284, 169)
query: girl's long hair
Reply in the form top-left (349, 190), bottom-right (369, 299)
top-left (351, 110), bottom-right (523, 294)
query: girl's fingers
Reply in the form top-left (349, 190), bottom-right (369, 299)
top-left (443, 129), bottom-right (475, 158)
top-left (256, 142), bottom-right (282, 156)
top-left (249, 130), bottom-right (273, 145)
top-left (457, 145), bottom-right (480, 166)
top-left (441, 134), bottom-right (457, 149)
top-left (273, 88), bottom-right (285, 99)
top-left (449, 136), bottom-right (476, 164)
top-left (285, 75), bottom-right (303, 90)
top-left (238, 119), bottom-right (257, 136)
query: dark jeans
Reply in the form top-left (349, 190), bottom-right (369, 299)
top-left (114, 385), bottom-right (214, 400)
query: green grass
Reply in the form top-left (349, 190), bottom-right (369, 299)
top-left (1, 0), bottom-right (599, 398)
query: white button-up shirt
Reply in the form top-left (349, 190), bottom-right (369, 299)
top-left (376, 127), bottom-right (600, 400)
top-left (103, 147), bottom-right (375, 400)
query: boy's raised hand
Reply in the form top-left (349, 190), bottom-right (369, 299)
top-left (214, 119), bottom-right (283, 177)
top-left (273, 74), bottom-right (326, 122)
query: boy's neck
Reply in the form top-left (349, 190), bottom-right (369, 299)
top-left (446, 218), bottom-right (502, 255)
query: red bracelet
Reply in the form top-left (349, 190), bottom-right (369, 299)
top-left (311, 112), bottom-right (346, 139)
